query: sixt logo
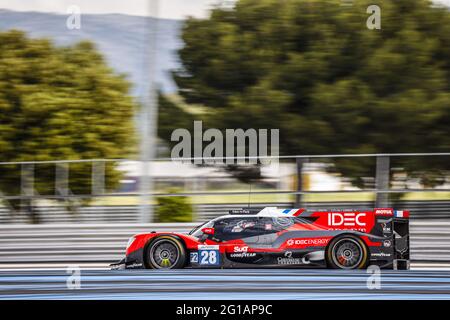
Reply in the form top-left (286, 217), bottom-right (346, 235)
top-left (233, 246), bottom-right (249, 253)
top-left (328, 212), bottom-right (366, 227)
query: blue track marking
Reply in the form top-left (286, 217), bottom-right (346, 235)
top-left (1, 269), bottom-right (450, 300)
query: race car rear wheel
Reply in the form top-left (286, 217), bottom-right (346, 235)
top-left (327, 236), bottom-right (368, 269)
top-left (146, 236), bottom-right (186, 269)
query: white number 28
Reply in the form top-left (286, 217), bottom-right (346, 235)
top-left (200, 250), bottom-right (218, 265)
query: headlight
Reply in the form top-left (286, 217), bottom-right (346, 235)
top-left (126, 237), bottom-right (135, 250)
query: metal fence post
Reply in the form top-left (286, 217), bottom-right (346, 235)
top-left (295, 157), bottom-right (306, 208)
top-left (55, 163), bottom-right (71, 220)
top-left (92, 161), bottom-right (106, 221)
top-left (375, 155), bottom-right (390, 208)
top-left (139, 160), bottom-right (152, 223)
top-left (21, 164), bottom-right (37, 223)
top-left (55, 163), bottom-right (69, 197)
top-left (92, 161), bottom-right (105, 195)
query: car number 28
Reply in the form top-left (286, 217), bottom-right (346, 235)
top-left (197, 246), bottom-right (220, 266)
top-left (200, 250), bottom-right (218, 265)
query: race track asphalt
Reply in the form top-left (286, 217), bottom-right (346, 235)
top-left (1, 268), bottom-right (450, 300)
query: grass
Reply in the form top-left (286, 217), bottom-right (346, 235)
top-left (91, 191), bottom-right (450, 206)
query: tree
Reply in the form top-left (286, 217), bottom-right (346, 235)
top-left (155, 189), bottom-right (194, 222)
top-left (167, 0), bottom-right (450, 188)
top-left (0, 30), bottom-right (136, 222)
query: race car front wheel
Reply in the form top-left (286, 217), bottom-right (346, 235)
top-left (146, 236), bottom-right (186, 269)
top-left (326, 236), bottom-right (368, 269)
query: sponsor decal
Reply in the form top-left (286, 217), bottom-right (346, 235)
top-left (230, 252), bottom-right (257, 258)
top-left (313, 211), bottom-right (375, 233)
top-left (202, 227), bottom-right (215, 234)
top-left (371, 252), bottom-right (391, 257)
top-left (198, 245), bottom-right (219, 250)
top-left (381, 222), bottom-right (392, 234)
top-left (383, 240), bottom-right (392, 247)
top-left (198, 245), bottom-right (220, 266)
top-left (328, 212), bottom-right (367, 227)
top-left (230, 246), bottom-right (256, 258)
top-left (233, 246), bottom-right (249, 253)
top-left (229, 209), bottom-right (258, 215)
top-left (128, 262), bottom-right (143, 268)
top-left (277, 251), bottom-right (302, 265)
top-left (375, 208), bottom-right (394, 216)
top-left (286, 238), bottom-right (330, 247)
top-left (190, 252), bottom-right (199, 263)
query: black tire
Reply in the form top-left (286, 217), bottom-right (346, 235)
top-left (146, 236), bottom-right (186, 269)
top-left (326, 235), bottom-right (369, 269)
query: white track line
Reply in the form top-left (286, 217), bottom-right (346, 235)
top-left (1, 263), bottom-right (450, 272)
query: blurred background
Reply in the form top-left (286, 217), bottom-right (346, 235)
top-left (0, 0), bottom-right (449, 268)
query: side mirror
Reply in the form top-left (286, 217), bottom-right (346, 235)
top-left (201, 227), bottom-right (215, 235)
top-left (199, 227), bottom-right (214, 242)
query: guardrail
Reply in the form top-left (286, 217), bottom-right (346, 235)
top-left (0, 220), bottom-right (447, 265)
top-left (1, 201), bottom-right (449, 224)
top-left (0, 223), bottom-right (196, 264)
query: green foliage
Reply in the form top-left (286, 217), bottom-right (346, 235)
top-left (157, 94), bottom-right (195, 148)
top-left (155, 189), bottom-right (194, 222)
top-left (0, 31), bottom-right (136, 215)
top-left (168, 0), bottom-right (450, 187)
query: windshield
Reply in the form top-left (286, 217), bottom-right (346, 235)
top-left (189, 220), bottom-right (214, 237)
top-left (188, 216), bottom-right (315, 238)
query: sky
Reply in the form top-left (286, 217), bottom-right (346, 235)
top-left (0, 0), bottom-right (226, 20)
top-left (0, 0), bottom-right (448, 20)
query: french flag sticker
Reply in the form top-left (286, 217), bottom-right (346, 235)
top-left (395, 210), bottom-right (410, 218)
top-left (281, 209), bottom-right (305, 216)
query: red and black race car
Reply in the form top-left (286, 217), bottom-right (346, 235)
top-left (112, 207), bottom-right (410, 270)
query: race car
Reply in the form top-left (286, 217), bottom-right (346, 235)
top-left (111, 207), bottom-right (410, 270)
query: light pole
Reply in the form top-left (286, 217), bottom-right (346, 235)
top-left (139, 0), bottom-right (159, 223)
